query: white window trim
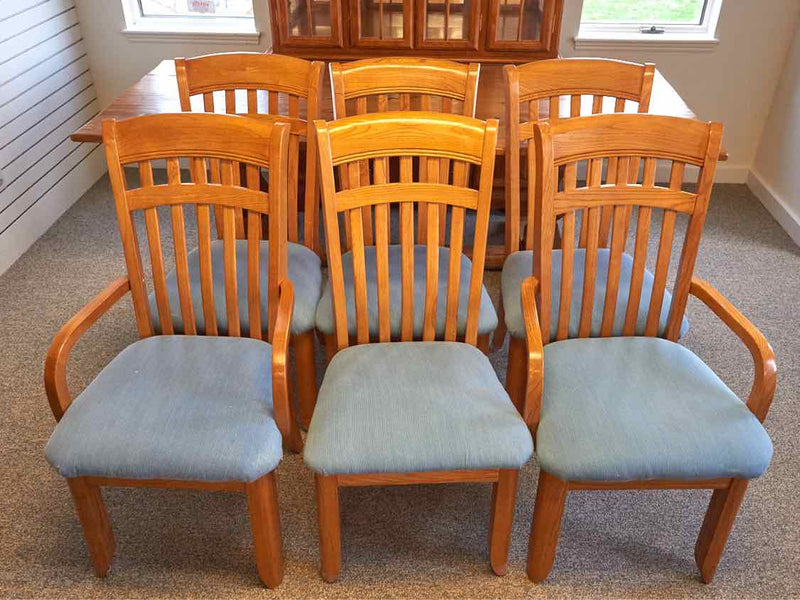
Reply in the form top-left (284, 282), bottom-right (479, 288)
top-left (574, 0), bottom-right (722, 52)
top-left (120, 0), bottom-right (260, 44)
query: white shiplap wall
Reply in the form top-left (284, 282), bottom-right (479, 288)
top-left (0, 0), bottom-right (106, 275)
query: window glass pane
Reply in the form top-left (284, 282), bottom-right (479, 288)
top-left (360, 0), bottom-right (404, 40)
top-left (581, 0), bottom-right (707, 24)
top-left (286, 0), bottom-right (332, 36)
top-left (496, 0), bottom-right (542, 42)
top-left (139, 0), bottom-right (253, 17)
top-left (425, 0), bottom-right (471, 41)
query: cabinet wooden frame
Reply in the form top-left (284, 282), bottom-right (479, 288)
top-left (414, 0), bottom-right (482, 50)
top-left (44, 113), bottom-right (303, 587)
top-left (350, 0), bottom-right (415, 49)
top-left (485, 0), bottom-right (563, 51)
top-left (518, 114), bottom-right (777, 584)
top-left (311, 112), bottom-right (527, 581)
top-left (270, 0), bottom-right (345, 49)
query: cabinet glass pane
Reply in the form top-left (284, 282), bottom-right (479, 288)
top-left (495, 0), bottom-right (542, 41)
top-left (287, 0), bottom-right (332, 37)
top-left (360, 0), bottom-right (405, 39)
top-left (425, 0), bottom-right (471, 40)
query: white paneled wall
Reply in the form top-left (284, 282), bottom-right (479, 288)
top-left (0, 0), bottom-right (106, 275)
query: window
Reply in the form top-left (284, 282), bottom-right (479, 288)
top-left (122, 0), bottom-right (259, 43)
top-left (575, 0), bottom-right (722, 49)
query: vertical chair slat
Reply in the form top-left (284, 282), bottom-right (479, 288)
top-left (203, 92), bottom-right (215, 113)
top-left (422, 157), bottom-right (440, 341)
top-left (569, 94), bottom-right (581, 117)
top-left (220, 160), bottom-right (241, 337)
top-left (354, 97), bottom-right (374, 246)
top-left (556, 210), bottom-right (575, 340)
top-left (247, 89), bottom-right (258, 113)
top-left (269, 91), bottom-right (279, 115)
top-left (287, 131), bottom-right (300, 243)
top-left (600, 205), bottom-right (628, 336)
top-left (591, 95), bottom-right (603, 114)
top-left (192, 158), bottom-right (218, 336)
top-left (645, 209), bottom-right (677, 336)
top-left (373, 158), bottom-right (391, 342)
top-left (288, 95), bottom-right (299, 118)
top-left (349, 207), bottom-right (370, 345)
top-left (400, 153), bottom-right (414, 341)
top-left (444, 205), bottom-right (465, 341)
top-left (247, 208), bottom-right (263, 340)
top-left (578, 206), bottom-right (600, 338)
top-left (418, 96), bottom-right (431, 244)
top-left (623, 205), bottom-right (652, 335)
top-left (549, 96), bottom-right (560, 120)
top-left (525, 134), bottom-right (537, 250)
top-left (225, 89), bottom-right (236, 114)
top-left (167, 158), bottom-right (196, 335)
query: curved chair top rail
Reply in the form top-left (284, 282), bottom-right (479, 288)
top-left (508, 58), bottom-right (655, 108)
top-left (315, 112), bottom-right (498, 350)
top-left (103, 112), bottom-right (290, 342)
top-left (531, 113), bottom-right (723, 345)
top-left (330, 57), bottom-right (480, 118)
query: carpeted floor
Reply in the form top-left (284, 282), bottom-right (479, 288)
top-left (0, 177), bottom-right (798, 598)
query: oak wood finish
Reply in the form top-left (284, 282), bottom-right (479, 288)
top-left (44, 113), bottom-right (300, 587)
top-left (520, 114), bottom-right (778, 584)
top-left (269, 0), bottom-right (564, 61)
top-left (312, 111), bottom-right (521, 581)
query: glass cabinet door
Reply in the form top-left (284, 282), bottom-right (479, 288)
top-left (352, 0), bottom-right (413, 47)
top-left (416, 0), bottom-right (479, 49)
top-left (486, 0), bottom-right (557, 49)
top-left (272, 0), bottom-right (344, 47)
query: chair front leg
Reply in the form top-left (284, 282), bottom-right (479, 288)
top-left (293, 331), bottom-right (318, 430)
top-left (488, 469), bottom-right (520, 576)
top-left (246, 472), bottom-right (284, 588)
top-left (695, 478), bottom-right (749, 584)
top-left (526, 470), bottom-right (568, 583)
top-left (315, 474), bottom-right (341, 583)
top-left (66, 478), bottom-right (115, 577)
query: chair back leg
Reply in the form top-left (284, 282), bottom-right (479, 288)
top-left (694, 478), bottom-right (749, 583)
top-left (489, 469), bottom-right (520, 576)
top-left (293, 331), bottom-right (318, 429)
top-left (526, 470), bottom-right (568, 583)
top-left (66, 478), bottom-right (115, 577)
top-left (315, 474), bottom-right (342, 583)
top-left (246, 472), bottom-right (285, 588)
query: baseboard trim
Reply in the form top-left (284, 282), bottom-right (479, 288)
top-left (0, 146), bottom-right (107, 276)
top-left (747, 169), bottom-right (800, 247)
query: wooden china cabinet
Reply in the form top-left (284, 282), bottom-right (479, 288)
top-left (268, 0), bottom-right (564, 61)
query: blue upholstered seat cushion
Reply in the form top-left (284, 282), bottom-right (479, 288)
top-left (501, 249), bottom-right (689, 341)
top-left (304, 342), bottom-right (533, 475)
top-left (315, 245), bottom-right (498, 337)
top-left (45, 335), bottom-right (283, 483)
top-left (149, 240), bottom-right (321, 336)
top-left (536, 337), bottom-right (773, 482)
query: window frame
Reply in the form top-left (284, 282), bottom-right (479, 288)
top-left (574, 0), bottom-right (722, 51)
top-left (121, 0), bottom-right (261, 43)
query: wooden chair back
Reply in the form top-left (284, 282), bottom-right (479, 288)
top-left (504, 58), bottom-right (656, 253)
top-left (531, 113), bottom-right (723, 344)
top-left (103, 113), bottom-right (290, 342)
top-left (315, 112), bottom-right (498, 351)
top-left (329, 57), bottom-right (480, 118)
top-left (175, 52), bottom-right (325, 252)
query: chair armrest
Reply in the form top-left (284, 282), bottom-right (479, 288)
top-left (271, 279), bottom-right (302, 453)
top-left (689, 277), bottom-right (777, 422)
top-left (44, 277), bottom-right (131, 421)
top-left (521, 276), bottom-right (545, 432)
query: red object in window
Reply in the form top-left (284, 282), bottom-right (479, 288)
top-left (188, 0), bottom-right (216, 13)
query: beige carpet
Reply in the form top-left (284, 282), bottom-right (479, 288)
top-left (0, 177), bottom-right (798, 598)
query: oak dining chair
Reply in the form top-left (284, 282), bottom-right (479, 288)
top-left (315, 58), bottom-right (497, 356)
top-left (304, 112), bottom-right (533, 582)
top-left (44, 113), bottom-right (301, 587)
top-left (495, 58), bottom-right (659, 353)
top-left (175, 51), bottom-right (325, 429)
top-left (519, 114), bottom-right (775, 583)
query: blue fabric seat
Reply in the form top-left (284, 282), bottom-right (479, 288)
top-left (501, 249), bottom-right (690, 341)
top-left (45, 335), bottom-right (283, 483)
top-left (315, 245), bottom-right (498, 338)
top-left (304, 342), bottom-right (533, 475)
top-left (536, 336), bottom-right (773, 482)
top-left (149, 240), bottom-right (321, 336)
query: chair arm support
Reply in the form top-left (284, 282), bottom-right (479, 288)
top-left (521, 276), bottom-right (545, 431)
top-left (271, 279), bottom-right (301, 452)
top-left (689, 277), bottom-right (777, 422)
top-left (44, 277), bottom-right (131, 421)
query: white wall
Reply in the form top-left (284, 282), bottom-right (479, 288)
top-left (73, 0), bottom-right (272, 107)
top-left (749, 19), bottom-right (800, 246)
top-left (560, 0), bottom-right (800, 183)
top-left (0, 0), bottom-right (107, 275)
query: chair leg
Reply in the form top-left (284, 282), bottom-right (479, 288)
top-left (246, 472), bottom-right (284, 588)
top-left (315, 474), bottom-right (341, 583)
top-left (66, 478), bottom-right (115, 577)
top-left (526, 470), bottom-right (568, 583)
top-left (477, 333), bottom-right (491, 355)
top-left (694, 478), bottom-right (749, 584)
top-left (488, 469), bottom-right (520, 576)
top-left (491, 298), bottom-right (507, 351)
top-left (293, 331), bottom-right (318, 430)
top-left (506, 336), bottom-right (527, 414)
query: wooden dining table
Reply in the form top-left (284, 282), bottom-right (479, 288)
top-left (71, 58), bottom-right (727, 266)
